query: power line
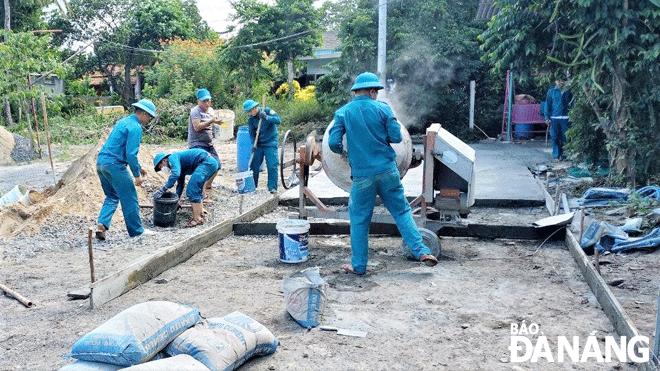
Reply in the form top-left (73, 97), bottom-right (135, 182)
top-left (94, 30), bottom-right (314, 55)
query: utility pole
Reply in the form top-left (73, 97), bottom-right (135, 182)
top-left (377, 0), bottom-right (387, 88)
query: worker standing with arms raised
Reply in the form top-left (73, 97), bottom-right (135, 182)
top-left (95, 99), bottom-right (157, 240)
top-left (188, 88), bottom-right (222, 190)
top-left (243, 99), bottom-right (281, 194)
top-left (152, 148), bottom-right (219, 228)
top-left (328, 72), bottom-right (438, 275)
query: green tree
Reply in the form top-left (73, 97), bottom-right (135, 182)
top-left (480, 0), bottom-right (660, 184)
top-left (0, 30), bottom-right (68, 125)
top-left (51, 0), bottom-right (215, 104)
top-left (228, 0), bottom-right (321, 99)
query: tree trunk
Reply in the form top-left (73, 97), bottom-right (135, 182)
top-left (287, 57), bottom-right (294, 101)
top-left (610, 61), bottom-right (634, 185)
top-left (3, 99), bottom-right (14, 127)
top-left (4, 0), bottom-right (10, 40)
top-left (123, 51), bottom-right (135, 104)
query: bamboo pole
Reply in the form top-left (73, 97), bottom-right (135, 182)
top-left (23, 100), bottom-right (34, 156)
top-left (30, 98), bottom-right (41, 151)
top-left (0, 282), bottom-right (34, 308)
top-left (40, 92), bottom-right (56, 185)
top-left (88, 227), bottom-right (95, 283)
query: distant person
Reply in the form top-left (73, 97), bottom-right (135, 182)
top-left (544, 76), bottom-right (573, 161)
top-left (152, 148), bottom-right (219, 228)
top-left (95, 99), bottom-right (157, 240)
top-left (328, 72), bottom-right (438, 275)
top-left (243, 99), bottom-right (281, 194)
top-left (188, 88), bottom-right (222, 190)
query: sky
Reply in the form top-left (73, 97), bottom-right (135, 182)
top-left (194, 0), bottom-right (238, 34)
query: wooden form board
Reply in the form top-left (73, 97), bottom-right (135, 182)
top-left (89, 196), bottom-right (278, 309)
top-left (565, 230), bottom-right (658, 371)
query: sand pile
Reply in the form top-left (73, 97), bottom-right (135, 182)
top-left (0, 135), bottom-right (166, 239)
top-left (0, 125), bottom-right (15, 165)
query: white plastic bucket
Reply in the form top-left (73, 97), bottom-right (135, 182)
top-left (214, 109), bottom-right (235, 141)
top-left (276, 219), bottom-right (310, 263)
top-left (0, 185), bottom-right (28, 206)
top-left (234, 170), bottom-right (255, 194)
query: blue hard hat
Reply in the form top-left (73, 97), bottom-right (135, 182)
top-left (153, 153), bottom-right (168, 171)
top-left (243, 99), bottom-right (259, 112)
top-left (131, 99), bottom-right (157, 117)
top-left (350, 72), bottom-right (384, 91)
top-left (196, 88), bottom-right (212, 101)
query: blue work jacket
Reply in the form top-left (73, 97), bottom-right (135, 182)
top-left (544, 85), bottom-right (573, 120)
top-left (248, 107), bottom-right (281, 147)
top-left (97, 114), bottom-right (143, 177)
top-left (163, 148), bottom-right (211, 195)
top-left (328, 95), bottom-right (401, 177)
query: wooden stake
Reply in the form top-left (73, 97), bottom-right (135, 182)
top-left (0, 282), bottom-right (34, 308)
top-left (30, 98), bottom-right (41, 151)
top-left (578, 206), bottom-right (585, 247)
top-left (23, 100), bottom-right (34, 155)
top-left (40, 92), bottom-right (56, 185)
top-left (88, 227), bottom-right (95, 283)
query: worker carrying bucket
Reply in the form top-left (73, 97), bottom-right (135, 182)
top-left (153, 149), bottom-right (219, 228)
top-left (327, 72), bottom-right (438, 274)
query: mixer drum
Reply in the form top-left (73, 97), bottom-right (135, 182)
top-left (321, 120), bottom-right (413, 192)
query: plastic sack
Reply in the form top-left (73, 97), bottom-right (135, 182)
top-left (577, 187), bottom-right (629, 207)
top-left (70, 301), bottom-right (200, 366)
top-left (122, 354), bottom-right (210, 370)
top-left (165, 311), bottom-right (278, 371)
top-left (58, 360), bottom-right (123, 371)
top-left (283, 267), bottom-right (327, 328)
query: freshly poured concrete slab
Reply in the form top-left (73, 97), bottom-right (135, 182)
top-left (280, 140), bottom-right (551, 207)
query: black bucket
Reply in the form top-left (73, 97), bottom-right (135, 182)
top-left (153, 191), bottom-right (179, 227)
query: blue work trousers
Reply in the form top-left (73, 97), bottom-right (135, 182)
top-left (349, 168), bottom-right (432, 274)
top-left (250, 146), bottom-right (278, 192)
top-left (187, 158), bottom-right (219, 203)
top-left (550, 118), bottom-right (570, 159)
top-left (97, 163), bottom-right (144, 237)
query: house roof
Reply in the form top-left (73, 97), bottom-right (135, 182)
top-left (475, 0), bottom-right (498, 22)
top-left (300, 31), bottom-right (342, 61)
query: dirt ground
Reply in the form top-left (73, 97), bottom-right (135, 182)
top-left (0, 137), bottom-right (657, 370)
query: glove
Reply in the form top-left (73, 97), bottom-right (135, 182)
top-left (258, 110), bottom-right (268, 121)
top-left (153, 186), bottom-right (167, 200)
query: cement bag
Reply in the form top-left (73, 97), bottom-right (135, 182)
top-left (283, 267), bottom-right (327, 328)
top-left (165, 311), bottom-right (279, 371)
top-left (122, 354), bottom-right (209, 370)
top-left (58, 360), bottom-right (122, 371)
top-left (70, 301), bottom-right (200, 366)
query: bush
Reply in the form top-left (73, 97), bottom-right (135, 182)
top-left (143, 98), bottom-right (192, 143)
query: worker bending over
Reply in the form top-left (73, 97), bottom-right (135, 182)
top-left (328, 72), bottom-right (438, 275)
top-left (153, 148), bottom-right (219, 228)
top-left (95, 99), bottom-right (157, 240)
top-left (243, 99), bottom-right (281, 194)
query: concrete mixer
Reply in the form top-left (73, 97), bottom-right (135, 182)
top-left (279, 122), bottom-right (476, 258)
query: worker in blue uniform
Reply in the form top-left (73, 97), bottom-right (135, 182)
top-left (328, 72), bottom-right (438, 275)
top-left (544, 76), bottom-right (573, 160)
top-left (153, 148), bottom-right (219, 228)
top-left (95, 99), bottom-right (157, 240)
top-left (243, 99), bottom-right (281, 194)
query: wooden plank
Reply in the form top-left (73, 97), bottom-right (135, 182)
top-left (534, 175), bottom-right (555, 215)
top-left (89, 197), bottom-right (277, 309)
top-left (565, 230), bottom-right (657, 371)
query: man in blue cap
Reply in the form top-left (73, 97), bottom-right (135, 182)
top-left (188, 88), bottom-right (223, 190)
top-left (328, 72), bottom-right (438, 274)
top-left (95, 99), bottom-right (157, 240)
top-left (152, 149), bottom-right (219, 228)
top-left (243, 99), bottom-right (281, 194)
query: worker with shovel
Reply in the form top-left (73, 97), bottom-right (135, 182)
top-left (243, 99), bottom-right (281, 194)
top-left (328, 72), bottom-right (438, 275)
top-left (152, 148), bottom-right (219, 228)
top-left (95, 99), bottom-right (157, 240)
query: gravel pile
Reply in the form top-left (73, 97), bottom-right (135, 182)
top-left (10, 133), bottom-right (40, 163)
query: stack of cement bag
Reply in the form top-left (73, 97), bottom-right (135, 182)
top-left (59, 301), bottom-right (279, 371)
